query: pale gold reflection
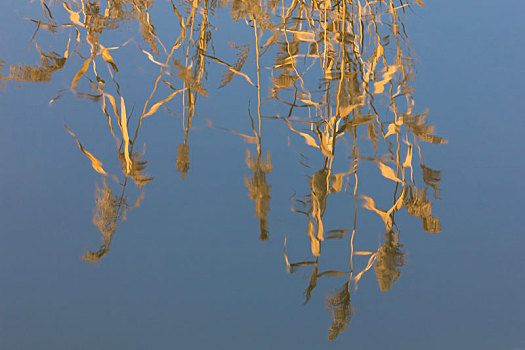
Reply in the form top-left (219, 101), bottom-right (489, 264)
top-left (374, 231), bottom-right (406, 292)
top-left (326, 281), bottom-right (352, 341)
top-left (82, 179), bottom-right (144, 262)
top-left (245, 149), bottom-right (273, 241)
top-left (6, 0), bottom-right (448, 340)
top-left (173, 0), bottom-right (212, 180)
top-left (0, 43), bottom-right (65, 82)
top-left (17, 0), bottom-right (160, 261)
top-left (271, 0), bottom-right (446, 341)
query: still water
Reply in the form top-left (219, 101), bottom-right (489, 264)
top-left (0, 0), bottom-right (524, 349)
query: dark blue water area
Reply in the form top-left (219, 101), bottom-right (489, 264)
top-left (1, 1), bottom-right (524, 349)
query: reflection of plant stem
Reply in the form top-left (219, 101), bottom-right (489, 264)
top-left (332, 0), bottom-right (347, 162)
top-left (133, 1), bottom-right (187, 150)
top-left (254, 19), bottom-right (262, 153)
top-left (349, 126), bottom-right (358, 282)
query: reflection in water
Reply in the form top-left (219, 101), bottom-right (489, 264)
top-left (0, 44), bottom-right (65, 82)
top-left (83, 179), bottom-right (144, 262)
top-left (176, 144), bottom-right (190, 180)
top-left (404, 185), bottom-right (441, 233)
top-left (262, 0), bottom-right (446, 339)
top-left (326, 281), bottom-right (352, 341)
top-left (4, 0), bottom-right (446, 340)
top-left (245, 149), bottom-right (272, 241)
top-left (374, 231), bottom-right (406, 292)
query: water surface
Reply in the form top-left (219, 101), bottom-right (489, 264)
top-left (0, 0), bottom-right (524, 349)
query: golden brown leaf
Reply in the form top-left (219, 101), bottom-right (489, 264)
top-left (378, 162), bottom-right (402, 183)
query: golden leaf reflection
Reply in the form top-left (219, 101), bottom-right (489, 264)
top-left (6, 0), bottom-right (447, 341)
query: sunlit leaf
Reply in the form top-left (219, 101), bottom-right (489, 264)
top-left (388, 187), bottom-right (406, 214)
top-left (143, 88), bottom-right (186, 118)
top-left (285, 119), bottom-right (320, 149)
top-left (352, 253), bottom-right (377, 288)
top-left (361, 195), bottom-right (392, 230)
top-left (71, 57), bottom-right (92, 89)
top-left (101, 46), bottom-right (118, 72)
top-left (283, 236), bottom-right (291, 271)
top-left (120, 96), bottom-right (132, 175)
top-left (63, 33), bottom-right (71, 59)
top-left (138, 45), bottom-right (167, 67)
top-left (378, 162), bottom-right (402, 182)
top-left (65, 125), bottom-right (115, 180)
top-left (354, 251), bottom-right (376, 256)
top-left (297, 96), bottom-right (322, 106)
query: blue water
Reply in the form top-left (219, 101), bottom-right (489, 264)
top-left (0, 1), bottom-right (524, 349)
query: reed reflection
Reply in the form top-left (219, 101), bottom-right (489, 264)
top-left (0, 44), bottom-right (65, 82)
top-left (3, 0), bottom-right (446, 340)
top-left (7, 0), bottom-right (163, 261)
top-left (267, 0), bottom-right (446, 340)
top-left (245, 149), bottom-right (272, 241)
